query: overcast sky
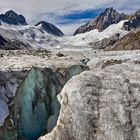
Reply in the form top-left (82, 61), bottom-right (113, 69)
top-left (0, 0), bottom-right (140, 35)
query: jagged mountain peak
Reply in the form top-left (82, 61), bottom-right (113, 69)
top-left (5, 10), bottom-right (18, 16)
top-left (35, 21), bottom-right (64, 36)
top-left (74, 7), bottom-right (127, 35)
top-left (0, 10), bottom-right (27, 25)
top-left (101, 7), bottom-right (125, 18)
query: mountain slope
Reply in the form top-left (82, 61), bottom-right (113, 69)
top-left (74, 7), bottom-right (127, 35)
top-left (68, 20), bottom-right (128, 47)
top-left (106, 27), bottom-right (140, 50)
top-left (35, 21), bottom-right (64, 37)
top-left (0, 34), bottom-right (31, 50)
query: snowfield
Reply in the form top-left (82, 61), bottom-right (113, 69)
top-left (0, 20), bottom-right (128, 50)
top-left (63, 20), bottom-right (128, 47)
top-left (0, 22), bottom-right (63, 49)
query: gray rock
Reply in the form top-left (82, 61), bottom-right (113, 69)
top-left (40, 62), bottom-right (140, 140)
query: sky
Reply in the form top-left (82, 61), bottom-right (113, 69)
top-left (0, 0), bottom-right (140, 35)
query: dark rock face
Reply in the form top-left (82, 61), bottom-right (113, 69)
top-left (122, 10), bottom-right (140, 31)
top-left (0, 35), bottom-right (31, 50)
top-left (0, 35), bottom-right (7, 46)
top-left (3, 40), bottom-right (31, 50)
top-left (74, 7), bottom-right (127, 35)
top-left (35, 21), bottom-right (64, 37)
top-left (0, 10), bottom-right (27, 25)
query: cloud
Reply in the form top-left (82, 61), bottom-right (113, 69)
top-left (0, 0), bottom-right (140, 34)
top-left (58, 9), bottom-right (102, 23)
top-left (58, 23), bottom-right (84, 35)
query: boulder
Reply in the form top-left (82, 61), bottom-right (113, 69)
top-left (40, 62), bottom-right (140, 140)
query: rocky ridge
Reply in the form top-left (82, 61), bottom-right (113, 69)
top-left (35, 21), bottom-right (64, 37)
top-left (74, 7), bottom-right (127, 35)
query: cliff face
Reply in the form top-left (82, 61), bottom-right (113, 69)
top-left (0, 70), bottom-right (29, 140)
top-left (0, 50), bottom-right (88, 140)
top-left (15, 68), bottom-right (62, 140)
